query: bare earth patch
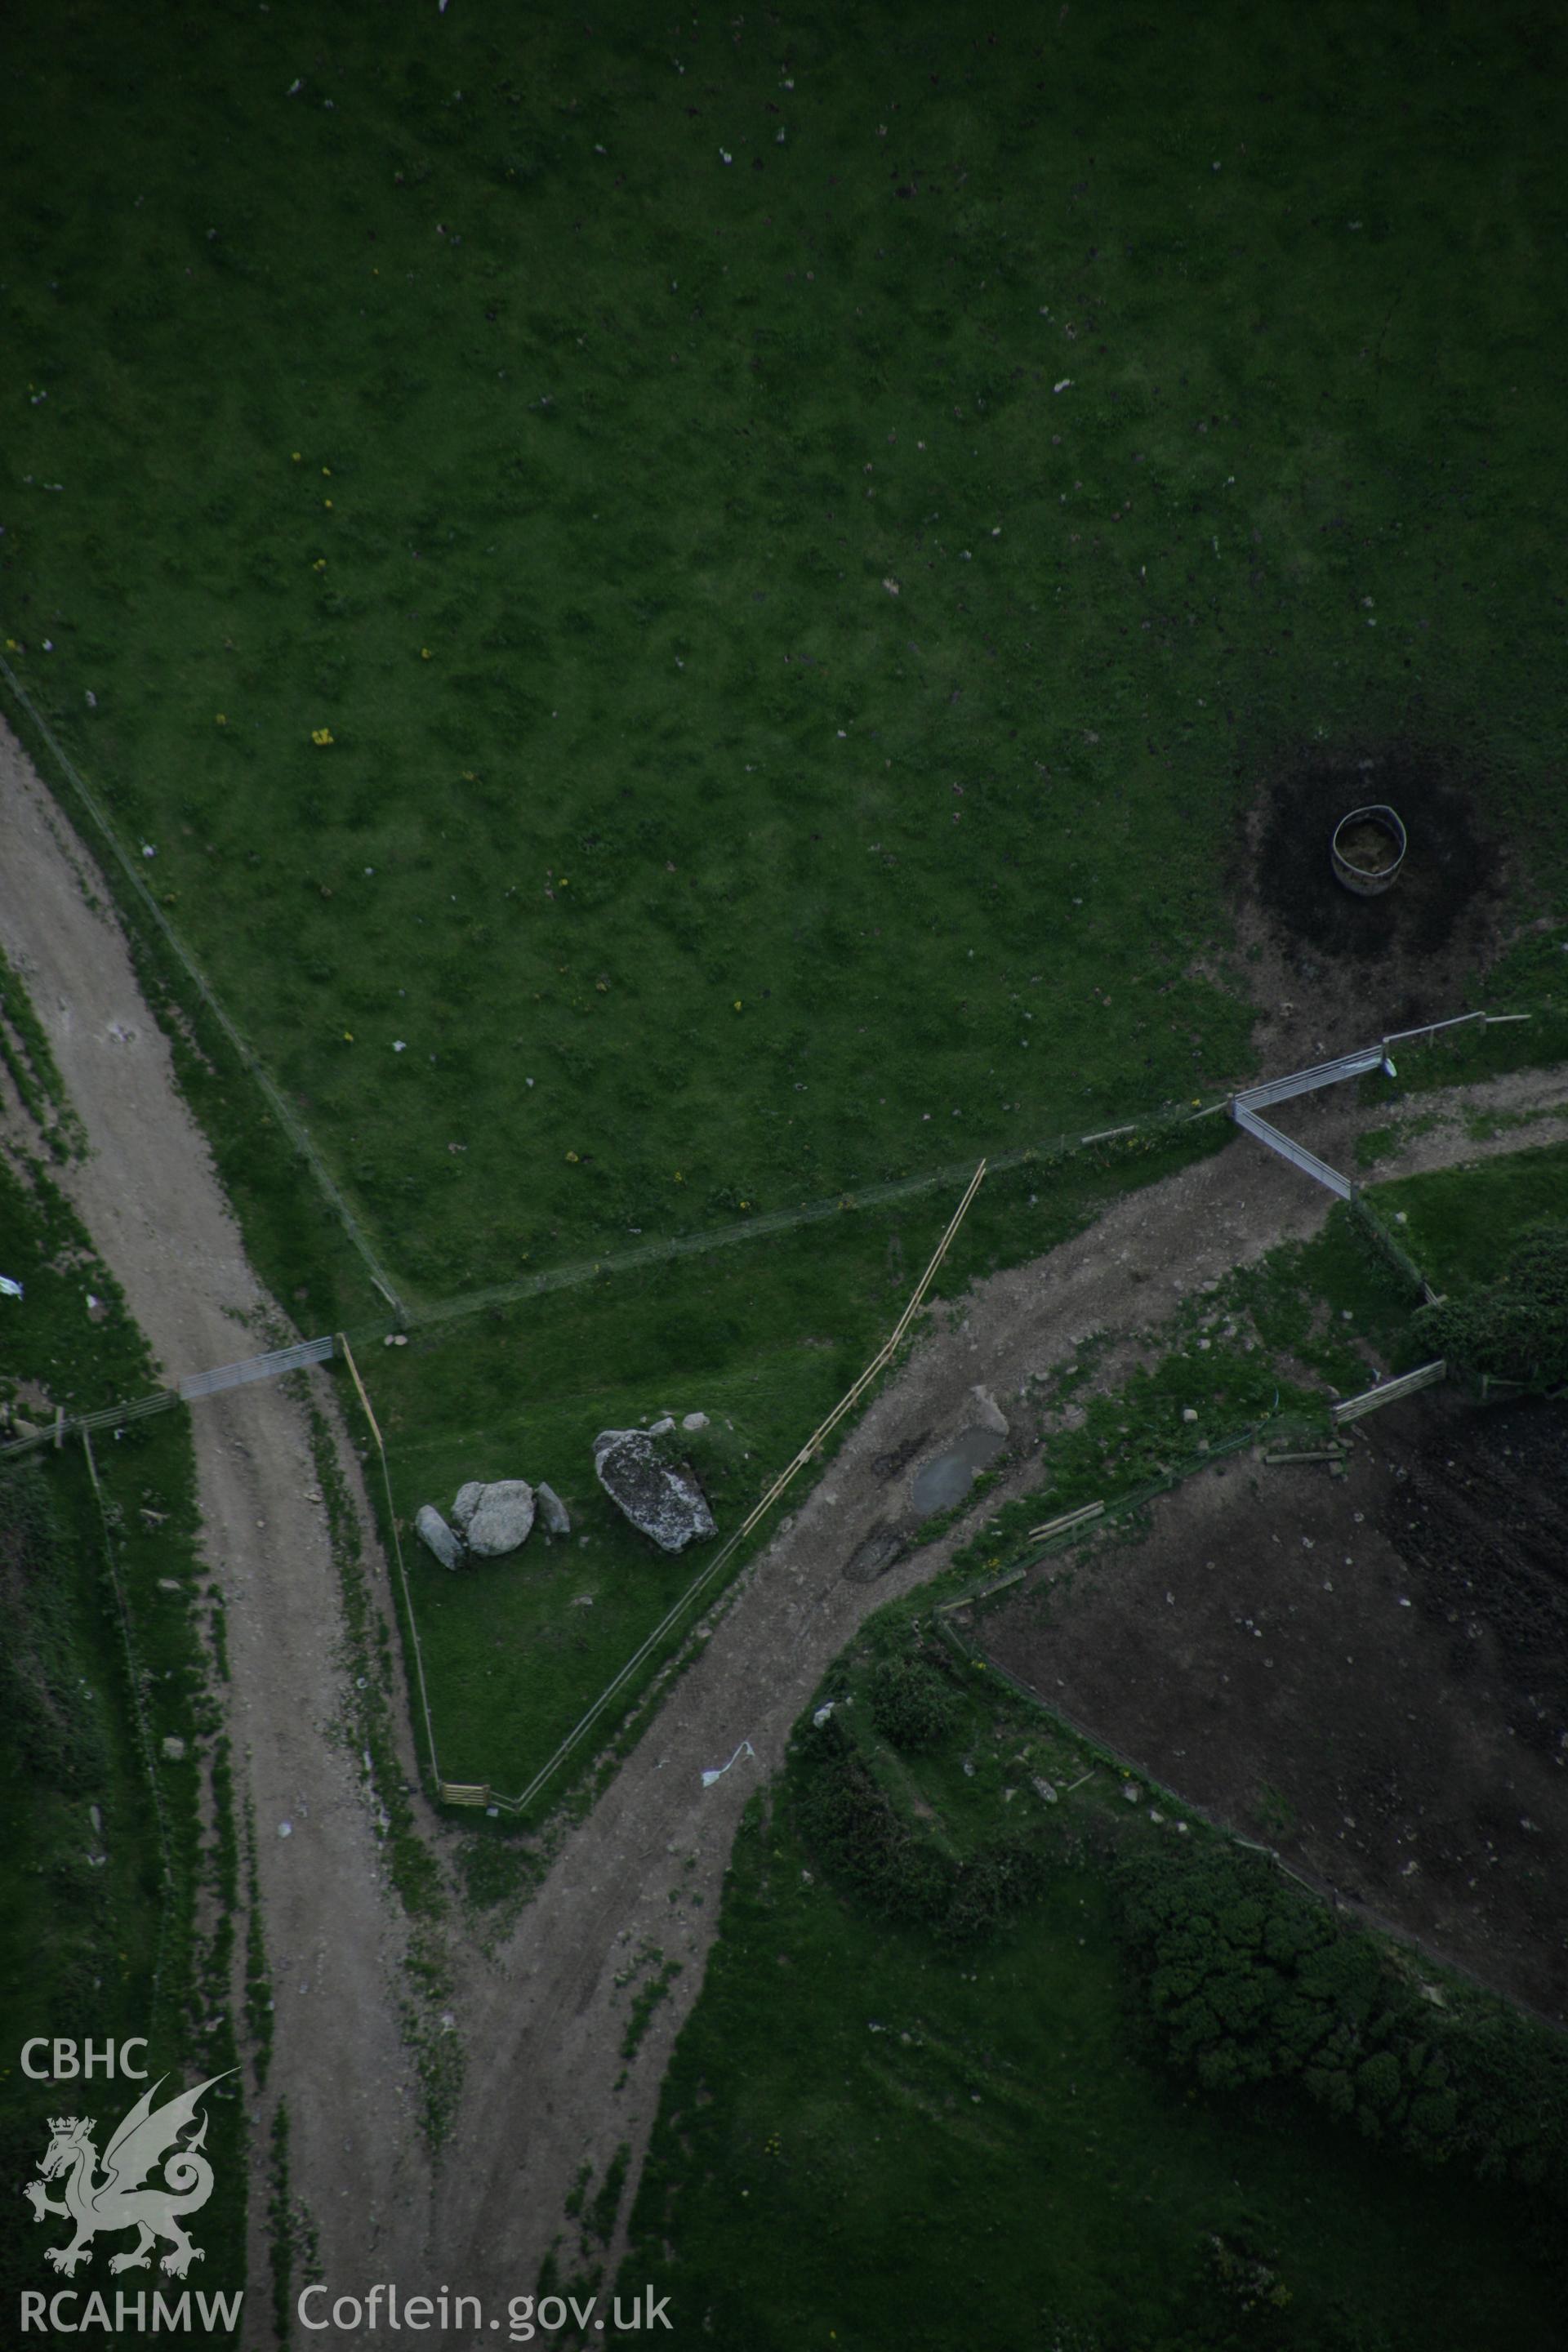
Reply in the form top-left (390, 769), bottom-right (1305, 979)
top-left (976, 1387), bottom-right (1568, 2022)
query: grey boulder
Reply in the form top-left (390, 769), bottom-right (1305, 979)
top-left (462, 1480), bottom-right (537, 1558)
top-left (536, 1481), bottom-right (572, 1538)
top-left (593, 1428), bottom-right (715, 1554)
top-left (450, 1481), bottom-right (486, 1535)
top-left (416, 1504), bottom-right (464, 1570)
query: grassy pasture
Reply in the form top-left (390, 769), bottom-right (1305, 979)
top-left (3, 0), bottom-right (1566, 1316)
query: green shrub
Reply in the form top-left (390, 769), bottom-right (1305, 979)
top-left (792, 1715), bottom-right (1049, 1944)
top-left (1410, 1221), bottom-right (1568, 1388)
top-left (1115, 1842), bottom-right (1568, 2207)
top-left (866, 1655), bottom-right (959, 1753)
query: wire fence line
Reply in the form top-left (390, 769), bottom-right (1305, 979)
top-left (403, 1098), bottom-right (1233, 1334)
top-left (1228, 1012), bottom-right (1528, 1209)
top-left (178, 1334), bottom-right (336, 1398)
top-left (336, 1334), bottom-right (443, 1793)
top-left (0, 650), bottom-right (405, 1319)
top-left (0, 1334), bottom-right (338, 1461)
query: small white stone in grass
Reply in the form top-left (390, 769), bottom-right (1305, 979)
top-left (142, 844), bottom-right (157, 858)
top-left (393, 1040), bottom-right (406, 1052)
top-left (719, 149), bottom-right (733, 164)
top-left (1054, 378), bottom-right (1072, 393)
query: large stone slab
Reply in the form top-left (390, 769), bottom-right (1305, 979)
top-left (416, 1503), bottom-right (464, 1570)
top-left (593, 1428), bottom-right (716, 1554)
top-left (536, 1481), bottom-right (572, 1538)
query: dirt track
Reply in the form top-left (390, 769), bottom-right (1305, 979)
top-left (0, 722), bottom-right (432, 2347)
top-left (2, 711), bottom-right (1565, 2341)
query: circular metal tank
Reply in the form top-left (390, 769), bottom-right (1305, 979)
top-left (1330, 804), bottom-right (1407, 897)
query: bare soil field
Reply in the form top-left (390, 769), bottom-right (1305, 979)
top-left (977, 1385), bottom-right (1568, 2020)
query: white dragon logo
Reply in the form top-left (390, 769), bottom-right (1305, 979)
top-left (23, 2071), bottom-right (232, 2278)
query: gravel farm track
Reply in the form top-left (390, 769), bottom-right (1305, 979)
top-left (2, 713), bottom-right (1566, 2345)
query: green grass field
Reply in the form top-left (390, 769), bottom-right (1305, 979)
top-left (4, 0), bottom-right (1565, 1315)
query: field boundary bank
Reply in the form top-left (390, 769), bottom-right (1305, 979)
top-left (0, 655), bottom-right (405, 1317)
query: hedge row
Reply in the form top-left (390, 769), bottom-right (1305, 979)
top-left (1114, 1841), bottom-right (1568, 2209)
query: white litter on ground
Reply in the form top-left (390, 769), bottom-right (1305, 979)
top-left (701, 1739), bottom-right (755, 1788)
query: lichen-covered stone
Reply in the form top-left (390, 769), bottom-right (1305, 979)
top-left (593, 1428), bottom-right (716, 1554)
top-left (462, 1480), bottom-right (536, 1558)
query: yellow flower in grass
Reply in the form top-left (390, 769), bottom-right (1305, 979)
top-left (565, 1150), bottom-right (580, 1164)
top-left (311, 727), bottom-right (335, 746)
top-left (216, 713), bottom-right (227, 726)
top-left (421, 647), bottom-right (431, 660)
top-left (313, 558), bottom-right (327, 572)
